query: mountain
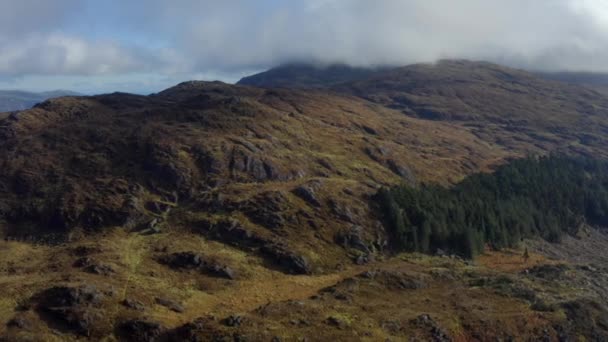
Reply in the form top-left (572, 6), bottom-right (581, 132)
top-left (2, 62), bottom-right (608, 341)
top-left (0, 90), bottom-right (81, 112)
top-left (237, 63), bottom-right (383, 88)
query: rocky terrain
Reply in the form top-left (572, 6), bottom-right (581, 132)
top-left (0, 61), bottom-right (608, 341)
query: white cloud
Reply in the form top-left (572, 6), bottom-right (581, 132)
top-left (0, 33), bottom-right (165, 76)
top-left (4, 0), bottom-right (608, 91)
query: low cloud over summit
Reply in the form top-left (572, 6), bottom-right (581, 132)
top-left (2, 0), bottom-right (608, 92)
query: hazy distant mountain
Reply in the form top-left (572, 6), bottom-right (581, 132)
top-left (0, 90), bottom-right (81, 112)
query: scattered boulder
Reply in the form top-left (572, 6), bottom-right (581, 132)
top-left (387, 159), bottom-right (415, 184)
top-left (410, 314), bottom-right (452, 342)
top-left (116, 319), bottom-right (166, 342)
top-left (155, 297), bottom-right (185, 313)
top-left (335, 225), bottom-right (370, 253)
top-left (84, 263), bottom-right (115, 276)
top-left (229, 146), bottom-right (281, 181)
top-left (561, 299), bottom-right (608, 340)
top-left (167, 318), bottom-right (209, 341)
top-left (361, 125), bottom-right (379, 135)
top-left (71, 246), bottom-right (101, 257)
top-left (161, 252), bottom-right (202, 269)
top-left (73, 257), bottom-right (95, 268)
top-left (326, 315), bottom-right (350, 329)
top-left (7, 316), bottom-right (31, 331)
top-left (223, 315), bottom-right (243, 327)
top-left (34, 285), bottom-right (107, 336)
top-left (73, 257), bottom-right (115, 275)
top-left (196, 218), bottom-right (266, 249)
top-left (36, 285), bottom-right (105, 310)
top-left (196, 219), bottom-right (309, 275)
top-left (159, 252), bottom-right (235, 279)
top-left (317, 158), bottom-right (334, 171)
top-left (241, 191), bottom-right (288, 230)
top-left (292, 184), bottom-right (321, 208)
top-left (203, 263), bottom-right (236, 280)
top-left (525, 264), bottom-right (569, 280)
top-left (329, 200), bottom-right (357, 223)
top-left (122, 298), bottom-right (145, 311)
top-left (261, 244), bottom-right (311, 275)
top-left (354, 254), bottom-right (373, 265)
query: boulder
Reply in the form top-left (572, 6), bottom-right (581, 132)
top-left (160, 252), bottom-right (203, 269)
top-left (7, 316), bottom-right (31, 331)
top-left (122, 298), bottom-right (145, 311)
top-left (241, 191), bottom-right (287, 230)
top-left (410, 314), bottom-right (452, 342)
top-left (261, 244), bottom-right (311, 275)
top-left (155, 297), bottom-right (185, 313)
top-left (34, 285), bottom-right (106, 336)
top-left (196, 218), bottom-right (266, 249)
top-left (73, 257), bottom-right (115, 275)
top-left (83, 263), bottom-right (115, 276)
top-left (229, 147), bottom-right (281, 181)
top-left (329, 200), bottom-right (357, 223)
top-left (117, 320), bottom-right (166, 342)
top-left (334, 225), bottom-right (370, 254)
top-left (223, 315), bottom-right (243, 327)
top-left (167, 318), bottom-right (208, 341)
top-left (159, 252), bottom-right (235, 279)
top-left (203, 263), bottom-right (236, 280)
top-left (326, 315), bottom-right (350, 329)
top-left (387, 159), bottom-right (415, 184)
top-left (293, 186), bottom-right (321, 208)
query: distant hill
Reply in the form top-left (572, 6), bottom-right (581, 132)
top-left (237, 63), bottom-right (384, 88)
top-left (0, 90), bottom-right (81, 112)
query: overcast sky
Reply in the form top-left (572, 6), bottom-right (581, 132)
top-left (1, 0), bottom-right (608, 93)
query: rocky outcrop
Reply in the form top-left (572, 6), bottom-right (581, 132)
top-left (292, 181), bottom-right (323, 208)
top-left (195, 218), bottom-right (267, 249)
top-left (155, 297), bottom-right (185, 313)
top-left (240, 191), bottom-right (288, 230)
top-left (122, 298), bottom-right (145, 311)
top-left (33, 285), bottom-right (109, 336)
top-left (159, 251), bottom-right (236, 279)
top-left (410, 314), bottom-right (452, 342)
top-left (261, 243), bottom-right (311, 275)
top-left (116, 320), bottom-right (166, 342)
top-left (73, 257), bottom-right (115, 276)
top-left (229, 146), bottom-right (282, 181)
top-left (196, 218), bottom-right (311, 274)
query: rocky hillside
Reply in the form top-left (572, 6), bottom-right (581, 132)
top-left (537, 71), bottom-right (608, 94)
top-left (0, 90), bottom-right (81, 112)
top-left (1, 62), bottom-right (608, 340)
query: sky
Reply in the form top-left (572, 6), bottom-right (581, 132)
top-left (1, 0), bottom-right (608, 94)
